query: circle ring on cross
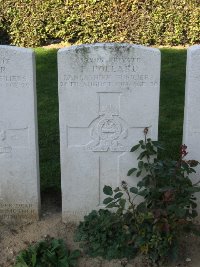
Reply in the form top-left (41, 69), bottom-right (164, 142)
top-left (97, 118), bottom-right (122, 141)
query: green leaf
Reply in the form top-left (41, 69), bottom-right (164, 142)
top-left (114, 192), bottom-right (123, 199)
top-left (114, 187), bottom-right (120, 192)
top-left (152, 140), bottom-right (164, 149)
top-left (31, 251), bottom-right (37, 266)
top-left (137, 202), bottom-right (146, 212)
top-left (143, 162), bottom-right (149, 171)
top-left (14, 238), bottom-right (80, 267)
top-left (51, 239), bottom-right (60, 250)
top-left (103, 185), bottom-right (113, 196)
top-left (106, 202), bottom-right (117, 208)
top-left (130, 187), bottom-right (138, 194)
top-left (137, 181), bottom-right (144, 188)
top-left (188, 160), bottom-right (199, 167)
top-left (137, 151), bottom-right (146, 160)
top-left (15, 251), bottom-right (30, 267)
top-left (127, 168), bottom-right (137, 176)
top-left (175, 208), bottom-right (186, 218)
top-left (119, 198), bottom-right (126, 209)
top-left (138, 161), bottom-right (143, 169)
top-left (103, 197), bottom-right (113, 204)
top-left (158, 186), bottom-right (174, 192)
top-left (14, 259), bottom-right (29, 267)
top-left (191, 209), bottom-right (198, 218)
top-left (190, 201), bottom-right (197, 209)
top-left (136, 171), bottom-right (142, 177)
top-left (69, 249), bottom-right (81, 259)
top-left (138, 189), bottom-right (147, 196)
top-left (59, 258), bottom-right (69, 267)
top-left (14, 263), bottom-right (29, 267)
top-left (130, 144), bottom-right (140, 152)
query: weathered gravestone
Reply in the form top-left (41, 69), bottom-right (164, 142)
top-left (183, 45), bottom-right (200, 215)
top-left (58, 43), bottom-right (160, 222)
top-left (0, 46), bottom-right (40, 223)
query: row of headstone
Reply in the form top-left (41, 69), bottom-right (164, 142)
top-left (0, 44), bottom-right (199, 224)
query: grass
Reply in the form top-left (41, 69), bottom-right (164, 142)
top-left (159, 48), bottom-right (186, 159)
top-left (35, 48), bottom-right (60, 191)
top-left (35, 47), bottom-right (187, 191)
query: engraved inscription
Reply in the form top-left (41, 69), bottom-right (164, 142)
top-left (0, 54), bottom-right (28, 88)
top-left (0, 67), bottom-right (5, 73)
top-left (78, 57), bottom-right (141, 64)
top-left (0, 203), bottom-right (37, 221)
top-left (0, 58), bottom-right (10, 64)
top-left (60, 73), bottom-right (157, 88)
top-left (0, 75), bottom-right (28, 88)
top-left (0, 122), bottom-right (12, 155)
top-left (0, 214), bottom-right (37, 220)
top-left (0, 203), bottom-right (33, 208)
top-left (60, 56), bottom-right (158, 89)
top-left (86, 105), bottom-right (128, 152)
top-left (92, 65), bottom-right (136, 72)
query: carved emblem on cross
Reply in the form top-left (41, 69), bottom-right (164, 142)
top-left (86, 105), bottom-right (128, 152)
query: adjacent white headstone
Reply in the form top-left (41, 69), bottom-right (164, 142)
top-left (0, 46), bottom-right (40, 223)
top-left (183, 45), bottom-right (200, 215)
top-left (58, 43), bottom-right (160, 222)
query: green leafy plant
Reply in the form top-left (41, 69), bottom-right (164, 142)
top-left (0, 0), bottom-right (199, 47)
top-left (14, 236), bottom-right (81, 267)
top-left (74, 209), bottom-right (137, 260)
top-left (75, 127), bottom-right (200, 266)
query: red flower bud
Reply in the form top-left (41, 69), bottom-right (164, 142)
top-left (180, 144), bottom-right (188, 158)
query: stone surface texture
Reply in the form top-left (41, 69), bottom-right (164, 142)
top-left (183, 45), bottom-right (200, 216)
top-left (0, 46), bottom-right (40, 223)
top-left (58, 43), bottom-right (160, 222)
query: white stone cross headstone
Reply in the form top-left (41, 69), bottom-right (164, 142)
top-left (183, 45), bottom-right (200, 216)
top-left (0, 46), bottom-right (40, 223)
top-left (58, 43), bottom-right (160, 222)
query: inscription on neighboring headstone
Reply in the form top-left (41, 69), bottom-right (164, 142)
top-left (58, 44), bottom-right (160, 223)
top-left (183, 45), bottom-right (200, 217)
top-left (0, 203), bottom-right (37, 221)
top-left (0, 46), bottom-right (40, 223)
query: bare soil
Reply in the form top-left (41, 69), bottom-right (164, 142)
top-left (0, 193), bottom-right (200, 267)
